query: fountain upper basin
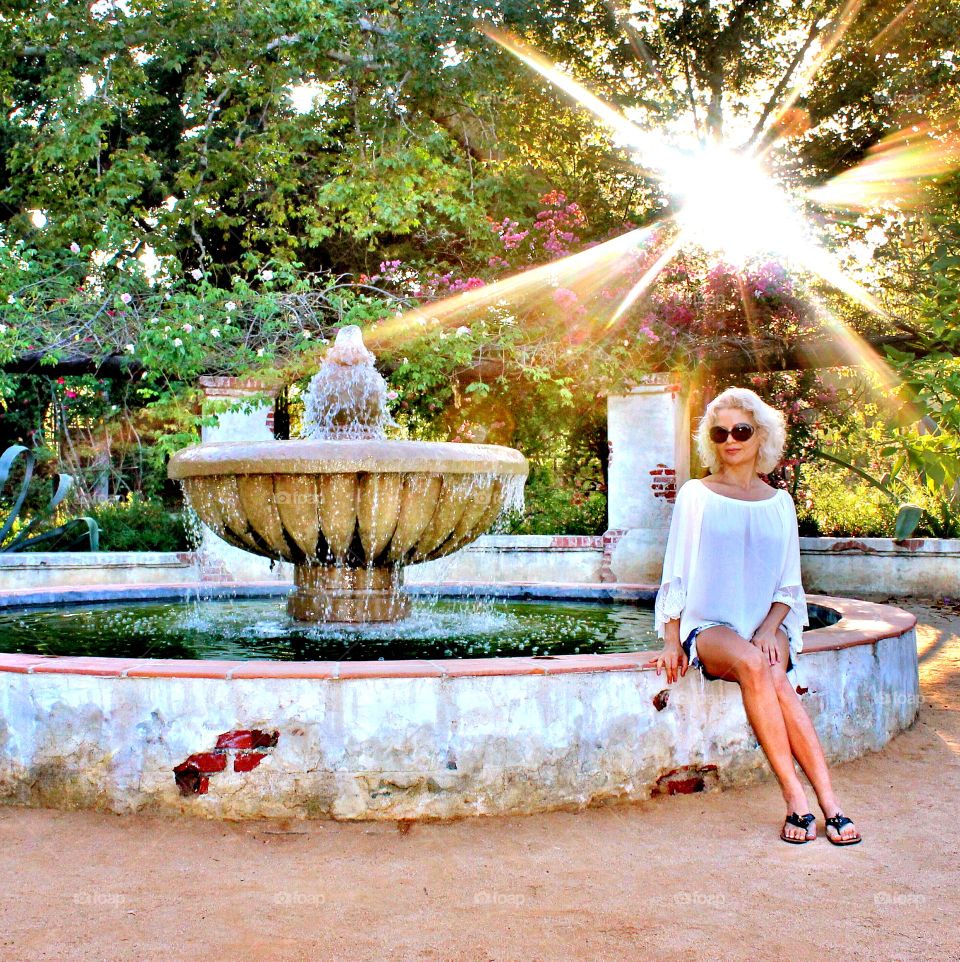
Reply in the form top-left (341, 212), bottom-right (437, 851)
top-left (169, 438), bottom-right (528, 621)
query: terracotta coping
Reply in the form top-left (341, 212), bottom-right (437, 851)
top-left (0, 583), bottom-right (916, 680)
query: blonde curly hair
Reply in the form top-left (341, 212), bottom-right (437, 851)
top-left (694, 386), bottom-right (787, 475)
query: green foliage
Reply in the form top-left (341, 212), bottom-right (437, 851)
top-left (795, 468), bottom-right (900, 538)
top-left (85, 495), bottom-right (188, 553)
top-left (503, 465), bottom-right (606, 536)
top-left (0, 0), bottom-right (957, 544)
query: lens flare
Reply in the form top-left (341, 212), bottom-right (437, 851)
top-left (359, 13), bottom-right (957, 446)
top-left (806, 120), bottom-right (960, 212)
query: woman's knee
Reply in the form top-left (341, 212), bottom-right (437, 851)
top-left (697, 626), bottom-right (769, 683)
top-left (736, 644), bottom-right (774, 686)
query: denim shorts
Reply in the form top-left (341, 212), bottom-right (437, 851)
top-left (682, 621), bottom-right (796, 681)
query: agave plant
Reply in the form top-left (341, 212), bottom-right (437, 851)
top-left (0, 445), bottom-right (98, 553)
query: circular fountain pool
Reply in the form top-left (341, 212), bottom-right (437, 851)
top-left (0, 596), bottom-right (667, 662)
top-left (0, 582), bottom-right (920, 821)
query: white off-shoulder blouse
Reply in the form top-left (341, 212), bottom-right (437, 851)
top-left (654, 477), bottom-right (810, 678)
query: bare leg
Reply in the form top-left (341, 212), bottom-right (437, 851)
top-left (765, 629), bottom-right (861, 842)
top-left (694, 625), bottom-right (812, 839)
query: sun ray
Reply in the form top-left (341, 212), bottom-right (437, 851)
top-left (750, 0), bottom-right (866, 160)
top-left (365, 222), bottom-right (663, 352)
top-left (477, 21), bottom-right (682, 179)
top-left (867, 0), bottom-right (928, 53)
top-left (358, 17), bottom-right (956, 392)
top-left (803, 293), bottom-right (924, 425)
top-left (605, 233), bottom-right (683, 330)
top-left (806, 119), bottom-right (960, 212)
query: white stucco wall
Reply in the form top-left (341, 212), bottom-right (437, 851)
top-left (0, 626), bottom-right (919, 820)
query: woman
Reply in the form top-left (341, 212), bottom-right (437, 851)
top-left (653, 386), bottom-right (861, 845)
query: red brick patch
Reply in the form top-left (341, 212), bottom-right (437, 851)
top-left (653, 764), bottom-right (719, 796)
top-left (829, 540), bottom-right (877, 553)
top-left (234, 752), bottom-right (266, 772)
top-left (650, 463), bottom-right (677, 502)
top-left (174, 729), bottom-right (279, 795)
top-left (216, 729), bottom-right (279, 750)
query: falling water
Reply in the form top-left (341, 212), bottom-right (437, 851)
top-left (300, 325), bottom-right (398, 440)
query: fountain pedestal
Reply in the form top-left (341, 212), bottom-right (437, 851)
top-left (289, 564), bottom-right (410, 622)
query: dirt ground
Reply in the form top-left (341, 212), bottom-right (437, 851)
top-left (0, 600), bottom-right (957, 962)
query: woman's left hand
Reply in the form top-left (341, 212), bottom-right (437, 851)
top-left (750, 627), bottom-right (781, 666)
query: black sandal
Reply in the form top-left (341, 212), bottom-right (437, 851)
top-left (780, 811), bottom-right (816, 843)
top-left (824, 812), bottom-right (862, 845)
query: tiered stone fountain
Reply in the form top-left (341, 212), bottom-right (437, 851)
top-left (168, 326), bottom-right (528, 622)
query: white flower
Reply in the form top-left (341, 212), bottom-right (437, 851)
top-left (149, 317), bottom-right (158, 324)
top-left (190, 268), bottom-right (203, 280)
top-left (173, 337), bottom-right (183, 347)
top-left (0, 324), bottom-right (7, 334)
top-left (302, 330), bottom-right (312, 339)
top-left (69, 242), bottom-right (81, 254)
top-left (225, 301), bottom-right (236, 312)
top-left (182, 323), bottom-right (193, 333)
top-left (124, 343), bottom-right (135, 353)
top-left (163, 325), bottom-right (171, 332)
top-left (210, 327), bottom-right (220, 338)
top-left (256, 347), bottom-right (264, 356)
top-left (6, 295), bottom-right (14, 304)
top-left (455, 326), bottom-right (471, 336)
top-left (261, 269), bottom-right (274, 281)
top-left (120, 292), bottom-right (132, 304)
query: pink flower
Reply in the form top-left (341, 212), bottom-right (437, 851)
top-left (69, 242), bottom-right (81, 254)
top-left (120, 292), bottom-right (132, 304)
top-left (552, 287), bottom-right (578, 309)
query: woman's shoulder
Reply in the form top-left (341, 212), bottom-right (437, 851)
top-left (678, 477), bottom-right (705, 496)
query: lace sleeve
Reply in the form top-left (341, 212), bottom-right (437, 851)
top-left (654, 483), bottom-right (696, 639)
top-left (655, 578), bottom-right (686, 638)
top-left (772, 583), bottom-right (810, 628)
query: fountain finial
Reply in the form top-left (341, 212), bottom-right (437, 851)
top-left (325, 325), bottom-right (376, 367)
top-left (301, 325), bottom-right (395, 441)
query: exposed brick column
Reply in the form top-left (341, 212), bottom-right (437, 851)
top-left (189, 376), bottom-right (287, 583)
top-left (604, 373), bottom-right (691, 583)
top-left (197, 376), bottom-right (281, 443)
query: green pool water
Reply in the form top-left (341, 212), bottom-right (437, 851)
top-left (0, 596), bottom-right (667, 662)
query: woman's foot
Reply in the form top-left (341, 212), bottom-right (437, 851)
top-left (782, 808), bottom-right (816, 841)
top-left (822, 807), bottom-right (861, 844)
top-left (782, 790), bottom-right (816, 841)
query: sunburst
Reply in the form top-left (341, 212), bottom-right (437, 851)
top-left (369, 11), bottom-right (958, 427)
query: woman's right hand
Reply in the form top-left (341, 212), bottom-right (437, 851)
top-left (654, 639), bottom-right (688, 684)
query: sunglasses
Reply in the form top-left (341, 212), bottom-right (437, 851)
top-left (709, 422), bottom-right (756, 443)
